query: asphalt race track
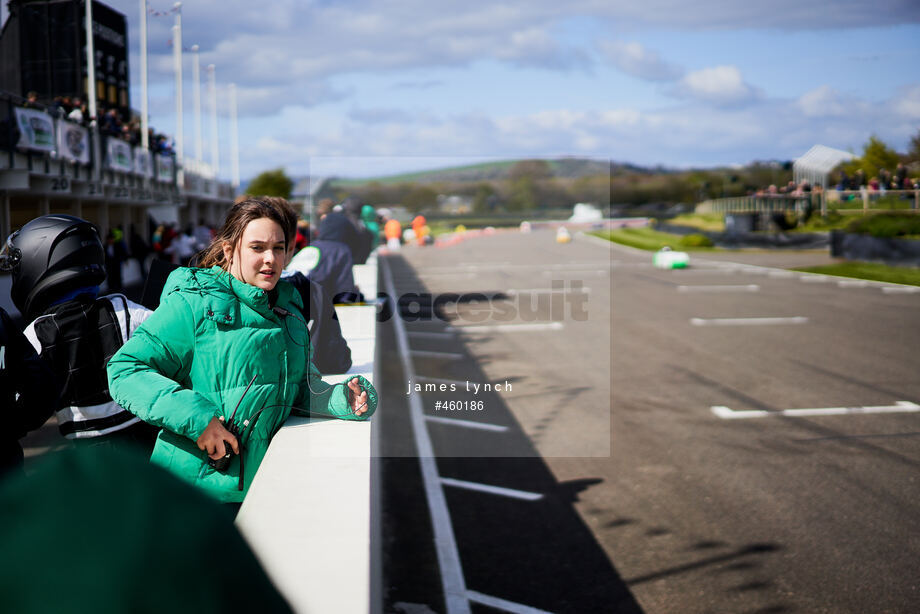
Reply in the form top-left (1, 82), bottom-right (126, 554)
top-left (377, 229), bottom-right (920, 614)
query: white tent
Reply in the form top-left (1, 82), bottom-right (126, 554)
top-left (793, 144), bottom-right (856, 188)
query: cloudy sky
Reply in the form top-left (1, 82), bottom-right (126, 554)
top-left (22, 0), bottom-right (920, 180)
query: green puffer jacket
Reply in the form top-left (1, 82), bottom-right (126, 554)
top-left (107, 266), bottom-right (377, 503)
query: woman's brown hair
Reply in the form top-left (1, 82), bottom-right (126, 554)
top-left (196, 198), bottom-right (294, 269)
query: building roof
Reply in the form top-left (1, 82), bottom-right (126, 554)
top-left (794, 144), bottom-right (856, 186)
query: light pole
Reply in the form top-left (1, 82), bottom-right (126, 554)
top-left (208, 64), bottom-right (219, 176)
top-left (172, 2), bottom-right (183, 183)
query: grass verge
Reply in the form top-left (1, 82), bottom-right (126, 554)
top-left (792, 262), bottom-right (920, 286)
top-left (590, 228), bottom-right (719, 251)
top-left (665, 212), bottom-right (726, 232)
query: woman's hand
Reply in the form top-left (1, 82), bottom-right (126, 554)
top-left (197, 416), bottom-right (240, 460)
top-left (347, 377), bottom-right (369, 416)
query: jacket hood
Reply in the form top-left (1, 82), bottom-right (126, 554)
top-left (317, 212), bottom-right (353, 243)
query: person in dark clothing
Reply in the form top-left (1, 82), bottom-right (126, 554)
top-left (307, 212), bottom-right (362, 304)
top-left (2, 215), bottom-right (157, 456)
top-left (128, 225), bottom-right (151, 277)
top-left (105, 227), bottom-right (127, 291)
top-left (266, 196), bottom-right (352, 374)
top-left (0, 307), bottom-right (60, 478)
top-left (341, 197), bottom-right (373, 265)
top-left (282, 272), bottom-right (352, 375)
top-left (0, 447), bottom-right (293, 612)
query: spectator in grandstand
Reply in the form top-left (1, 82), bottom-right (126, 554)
top-left (129, 224), bottom-right (151, 277)
top-left (106, 198), bottom-right (376, 508)
top-left (168, 226), bottom-right (200, 267)
top-left (879, 168), bottom-right (892, 193)
top-left (105, 226), bottom-right (127, 291)
top-left (51, 96), bottom-right (70, 117)
top-left (67, 97), bottom-right (85, 123)
top-left (851, 169), bottom-right (865, 190)
top-left (194, 219), bottom-right (214, 251)
top-left (836, 169), bottom-right (849, 191)
top-left (894, 163), bottom-right (908, 190)
top-left (1, 215), bottom-right (156, 457)
top-left (102, 108), bottom-right (121, 137)
top-left (23, 91), bottom-right (40, 108)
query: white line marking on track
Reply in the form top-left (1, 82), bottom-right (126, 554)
top-left (712, 401), bottom-right (920, 419)
top-left (678, 284), bottom-right (759, 293)
top-left (466, 590), bottom-right (555, 614)
top-left (411, 350), bottom-right (465, 360)
top-left (541, 270), bottom-right (607, 277)
top-left (691, 316), bottom-right (808, 326)
top-left (415, 376), bottom-right (469, 386)
top-left (440, 477), bottom-right (544, 501)
top-left (382, 260), bottom-right (472, 614)
top-left (882, 286), bottom-right (920, 294)
top-left (507, 287), bottom-right (591, 294)
top-left (799, 275), bottom-right (832, 283)
top-left (425, 416), bottom-right (509, 432)
top-left (456, 322), bottom-right (564, 333)
top-left (420, 272), bottom-right (478, 278)
top-left (671, 268), bottom-right (738, 274)
top-left (408, 331), bottom-right (457, 340)
top-left (838, 280), bottom-right (870, 288)
top-left (423, 262), bottom-right (608, 273)
top-left (768, 271), bottom-right (796, 278)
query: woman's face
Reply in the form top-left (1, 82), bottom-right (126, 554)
top-left (223, 217), bottom-right (286, 291)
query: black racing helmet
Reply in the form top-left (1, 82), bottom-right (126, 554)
top-left (0, 215), bottom-right (106, 319)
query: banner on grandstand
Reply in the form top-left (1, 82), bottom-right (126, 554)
top-left (105, 138), bottom-right (133, 172)
top-left (14, 107), bottom-right (56, 153)
top-left (55, 120), bottom-right (90, 164)
top-left (156, 155), bottom-right (174, 182)
top-left (134, 147), bottom-right (153, 178)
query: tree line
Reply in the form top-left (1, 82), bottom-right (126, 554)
top-left (244, 131), bottom-right (920, 213)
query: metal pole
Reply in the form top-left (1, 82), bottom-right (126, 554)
top-left (207, 64), bottom-right (219, 176)
top-left (229, 83), bottom-right (239, 189)
top-left (139, 0), bottom-right (149, 149)
top-left (172, 3), bottom-right (183, 183)
top-left (85, 0), bottom-right (101, 181)
top-left (192, 44), bottom-right (202, 167)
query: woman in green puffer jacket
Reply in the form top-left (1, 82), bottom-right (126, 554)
top-left (107, 199), bottom-right (376, 503)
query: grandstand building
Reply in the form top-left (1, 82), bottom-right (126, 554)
top-left (0, 0), bottom-right (232, 242)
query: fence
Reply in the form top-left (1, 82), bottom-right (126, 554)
top-left (701, 189), bottom-right (919, 218)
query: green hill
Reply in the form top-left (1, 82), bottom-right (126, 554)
top-left (331, 157), bottom-right (615, 187)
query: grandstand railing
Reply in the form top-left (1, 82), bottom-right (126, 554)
top-left (0, 91), bottom-right (233, 202)
top-left (236, 252), bottom-right (380, 614)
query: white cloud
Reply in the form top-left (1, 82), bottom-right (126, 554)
top-left (237, 88), bottom-right (915, 179)
top-left (796, 86), bottom-right (850, 117)
top-left (89, 0), bottom-right (920, 180)
top-left (671, 65), bottom-right (761, 106)
top-left (892, 84), bottom-right (920, 118)
top-left (598, 40), bottom-right (681, 81)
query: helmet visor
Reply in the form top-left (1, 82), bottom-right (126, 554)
top-left (0, 231), bottom-right (21, 272)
